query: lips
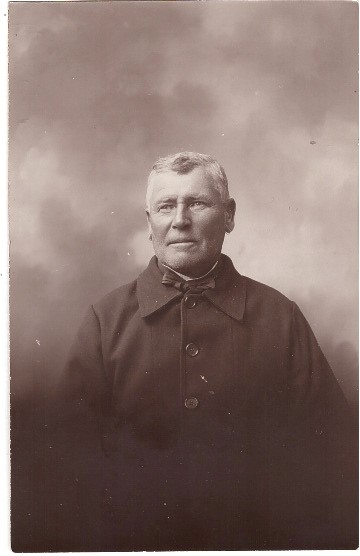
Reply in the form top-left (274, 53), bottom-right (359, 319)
top-left (168, 240), bottom-right (196, 245)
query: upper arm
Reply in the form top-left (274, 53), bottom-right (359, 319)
top-left (57, 305), bottom-right (110, 420)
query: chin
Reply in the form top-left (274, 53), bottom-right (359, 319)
top-left (165, 254), bottom-right (213, 277)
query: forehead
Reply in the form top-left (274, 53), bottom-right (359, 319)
top-left (149, 167), bottom-right (219, 201)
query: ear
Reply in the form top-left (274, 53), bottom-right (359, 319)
top-left (146, 209), bottom-right (153, 240)
top-left (224, 198), bottom-right (236, 233)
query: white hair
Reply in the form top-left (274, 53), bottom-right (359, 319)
top-left (146, 151), bottom-right (230, 209)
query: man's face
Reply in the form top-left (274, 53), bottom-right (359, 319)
top-left (146, 167), bottom-right (235, 277)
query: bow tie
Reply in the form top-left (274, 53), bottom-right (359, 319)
top-left (162, 271), bottom-right (216, 294)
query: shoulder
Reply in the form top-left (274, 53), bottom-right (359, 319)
top-left (223, 254), bottom-right (293, 311)
top-left (92, 278), bottom-right (139, 323)
top-left (244, 275), bottom-right (293, 308)
top-left (218, 255), bottom-right (296, 327)
top-left (235, 274), bottom-right (297, 339)
top-left (241, 274), bottom-right (295, 324)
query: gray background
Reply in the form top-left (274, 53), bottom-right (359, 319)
top-left (9, 1), bottom-right (358, 407)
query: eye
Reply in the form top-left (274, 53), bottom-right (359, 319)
top-left (189, 201), bottom-right (207, 211)
top-left (158, 203), bottom-right (175, 213)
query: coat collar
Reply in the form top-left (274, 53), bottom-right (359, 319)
top-left (137, 254), bottom-right (246, 321)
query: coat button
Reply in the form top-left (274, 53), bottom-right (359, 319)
top-left (185, 397), bottom-right (199, 409)
top-left (186, 343), bottom-right (199, 357)
top-left (184, 295), bottom-right (197, 308)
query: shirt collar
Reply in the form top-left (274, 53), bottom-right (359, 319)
top-left (137, 254), bottom-right (246, 321)
top-left (161, 260), bottom-right (219, 282)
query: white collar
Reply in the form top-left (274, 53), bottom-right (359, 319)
top-left (162, 260), bottom-right (219, 281)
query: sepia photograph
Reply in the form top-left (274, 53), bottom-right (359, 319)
top-left (9, 0), bottom-right (358, 551)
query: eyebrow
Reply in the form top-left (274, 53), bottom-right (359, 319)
top-left (155, 194), bottom-right (210, 204)
top-left (155, 196), bottom-right (177, 203)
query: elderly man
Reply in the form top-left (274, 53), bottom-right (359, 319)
top-left (58, 152), bottom-right (356, 551)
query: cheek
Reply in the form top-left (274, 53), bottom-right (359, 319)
top-left (199, 216), bottom-right (225, 243)
top-left (150, 225), bottom-right (170, 251)
top-left (149, 218), bottom-right (167, 238)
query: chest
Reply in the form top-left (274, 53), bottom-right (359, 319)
top-left (101, 294), bottom-right (291, 446)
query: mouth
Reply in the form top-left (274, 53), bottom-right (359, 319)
top-left (168, 240), bottom-right (196, 246)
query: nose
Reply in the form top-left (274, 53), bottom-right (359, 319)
top-left (172, 203), bottom-right (191, 229)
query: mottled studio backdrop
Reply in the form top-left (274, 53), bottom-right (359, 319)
top-left (9, 1), bottom-right (358, 407)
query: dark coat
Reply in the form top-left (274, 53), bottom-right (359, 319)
top-left (57, 254), bottom-right (356, 550)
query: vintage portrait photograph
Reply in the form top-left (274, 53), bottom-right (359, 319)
top-left (9, 0), bottom-right (358, 551)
